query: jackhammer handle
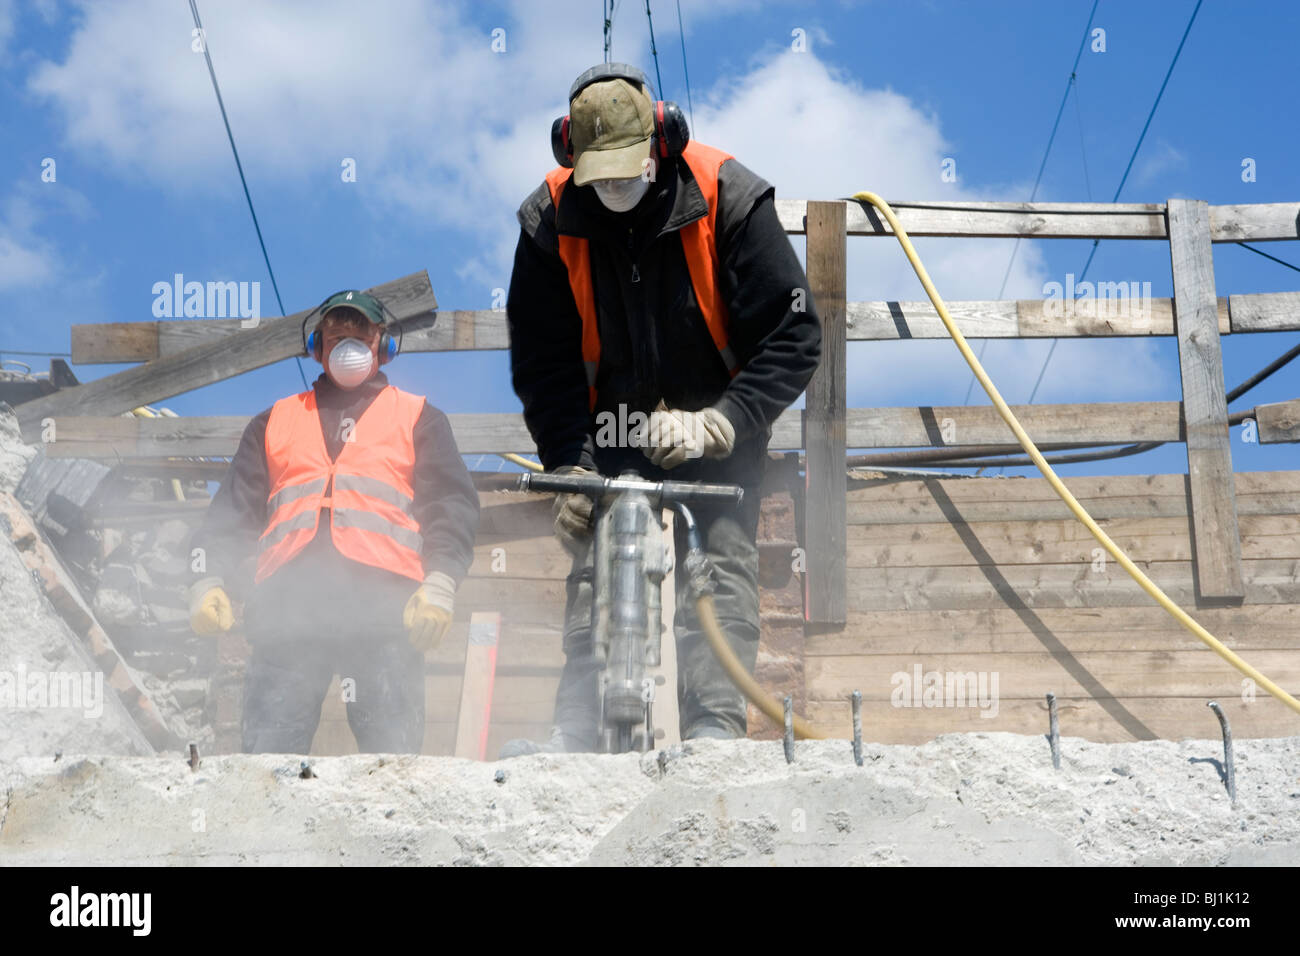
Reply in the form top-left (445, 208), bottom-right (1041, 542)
top-left (517, 472), bottom-right (743, 505)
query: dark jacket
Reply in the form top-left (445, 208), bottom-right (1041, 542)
top-left (507, 145), bottom-right (821, 488)
top-left (190, 371), bottom-right (479, 639)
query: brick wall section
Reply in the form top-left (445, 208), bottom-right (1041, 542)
top-left (748, 454), bottom-right (806, 740)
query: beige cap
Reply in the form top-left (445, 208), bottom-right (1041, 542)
top-left (570, 77), bottom-right (655, 186)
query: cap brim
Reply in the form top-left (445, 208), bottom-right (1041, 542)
top-left (572, 137), bottom-right (653, 186)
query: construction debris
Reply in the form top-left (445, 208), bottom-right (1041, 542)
top-left (1, 735), bottom-right (1296, 866)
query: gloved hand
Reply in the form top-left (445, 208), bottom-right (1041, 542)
top-left (642, 404), bottom-right (736, 469)
top-left (552, 465), bottom-right (596, 554)
top-left (404, 570), bottom-right (456, 653)
top-left (189, 577), bottom-right (234, 635)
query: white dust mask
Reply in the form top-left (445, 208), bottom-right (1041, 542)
top-left (592, 176), bottom-right (650, 213)
top-left (327, 337), bottom-right (375, 389)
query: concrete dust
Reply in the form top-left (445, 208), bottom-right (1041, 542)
top-left (2, 734), bottom-right (1296, 865)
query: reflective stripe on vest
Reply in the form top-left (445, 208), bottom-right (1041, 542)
top-left (255, 385), bottom-right (426, 584)
top-left (544, 140), bottom-right (739, 411)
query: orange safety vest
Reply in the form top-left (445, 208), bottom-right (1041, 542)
top-left (544, 140), bottom-right (739, 411)
top-left (255, 385), bottom-right (426, 585)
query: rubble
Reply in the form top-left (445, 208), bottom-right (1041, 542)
top-left (1, 735), bottom-right (1296, 866)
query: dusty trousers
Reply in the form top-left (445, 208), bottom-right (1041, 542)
top-left (552, 490), bottom-right (761, 750)
top-left (240, 633), bottom-right (426, 754)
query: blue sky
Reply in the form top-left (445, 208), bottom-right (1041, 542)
top-left (1, 0), bottom-right (1297, 478)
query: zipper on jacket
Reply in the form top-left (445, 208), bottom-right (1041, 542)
top-left (628, 228), bottom-right (640, 283)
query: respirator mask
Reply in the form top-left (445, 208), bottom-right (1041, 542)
top-left (592, 176), bottom-right (650, 213)
top-left (327, 338), bottom-right (375, 389)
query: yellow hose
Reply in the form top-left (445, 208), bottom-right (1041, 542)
top-left (502, 452), bottom-right (543, 472)
top-left (697, 593), bottom-right (826, 739)
top-left (852, 190), bottom-right (1300, 717)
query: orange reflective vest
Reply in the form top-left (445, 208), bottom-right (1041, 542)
top-left (544, 140), bottom-right (739, 411)
top-left (255, 385), bottom-right (426, 585)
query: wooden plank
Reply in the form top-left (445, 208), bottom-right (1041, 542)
top-left (1255, 399), bottom-right (1300, 444)
top-left (806, 604), bottom-right (1300, 656)
top-left (34, 398), bottom-right (1182, 458)
top-left (776, 199), bottom-right (1299, 242)
top-left (846, 513), bottom-right (1300, 568)
top-left (777, 199), bottom-right (1170, 239)
top-left (453, 612), bottom-right (500, 760)
top-left (71, 322), bottom-right (159, 364)
top-left (1207, 202), bottom-right (1300, 242)
top-left (803, 200), bottom-right (847, 624)
top-left (804, 696), bottom-right (1297, 744)
top-left (1228, 291), bottom-right (1300, 333)
top-left (804, 650), bottom-right (1300, 702)
top-left (842, 558), bottom-right (1300, 612)
top-left (82, 288), bottom-right (1300, 365)
top-left (73, 308), bottom-right (512, 365)
top-left (20, 272), bottom-right (436, 438)
top-left (842, 401), bottom-right (1183, 448)
top-left (1168, 198), bottom-right (1244, 601)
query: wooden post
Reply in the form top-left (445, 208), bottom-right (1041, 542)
top-left (453, 612), bottom-right (500, 760)
top-left (803, 201), bottom-right (848, 624)
top-left (1167, 198), bottom-right (1245, 602)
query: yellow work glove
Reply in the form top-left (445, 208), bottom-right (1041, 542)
top-left (552, 465), bottom-right (596, 554)
top-left (188, 577), bottom-right (234, 635)
top-left (642, 404), bottom-right (736, 469)
top-left (404, 571), bottom-right (457, 653)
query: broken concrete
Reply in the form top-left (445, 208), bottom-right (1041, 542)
top-left (1, 734), bottom-right (1295, 865)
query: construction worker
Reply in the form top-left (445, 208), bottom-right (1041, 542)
top-left (502, 64), bottom-right (821, 754)
top-left (187, 290), bottom-right (480, 754)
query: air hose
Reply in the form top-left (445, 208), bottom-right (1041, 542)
top-left (851, 190), bottom-right (1300, 717)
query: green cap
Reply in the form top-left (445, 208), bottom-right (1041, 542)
top-left (320, 289), bottom-right (386, 327)
top-left (570, 77), bottom-right (654, 186)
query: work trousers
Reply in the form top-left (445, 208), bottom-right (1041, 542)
top-left (241, 633), bottom-right (426, 754)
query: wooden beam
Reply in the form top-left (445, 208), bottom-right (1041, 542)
top-left (37, 400), bottom-right (1193, 459)
top-left (803, 200), bottom-right (848, 624)
top-left (74, 287), bottom-right (1300, 365)
top-left (1255, 399), bottom-right (1300, 444)
top-left (72, 307), bottom-right (508, 365)
top-left (453, 612), bottom-right (500, 760)
top-left (775, 199), bottom-right (1299, 241)
top-left (20, 272), bottom-right (436, 438)
top-left (1167, 198), bottom-right (1244, 602)
top-left (1228, 291), bottom-right (1300, 333)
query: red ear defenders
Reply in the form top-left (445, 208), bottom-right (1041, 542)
top-left (550, 62), bottom-right (690, 170)
top-left (302, 289), bottom-right (400, 365)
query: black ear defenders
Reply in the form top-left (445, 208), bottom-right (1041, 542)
top-left (301, 289), bottom-right (401, 365)
top-left (550, 62), bottom-right (690, 169)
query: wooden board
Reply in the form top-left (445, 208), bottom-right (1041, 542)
top-left (775, 199), bottom-right (1299, 242)
top-left (845, 513), bottom-right (1300, 568)
top-left (806, 604), bottom-right (1300, 656)
top-left (1255, 399), bottom-right (1300, 444)
top-left (842, 558), bottom-right (1300, 612)
top-left (803, 696), bottom-right (1297, 744)
top-left (804, 650), bottom-right (1300, 702)
top-left (803, 200), bottom-right (847, 624)
top-left (76, 289), bottom-right (1300, 365)
top-left (1167, 198), bottom-right (1244, 601)
top-left (20, 272), bottom-right (435, 438)
top-left (453, 612), bottom-right (500, 760)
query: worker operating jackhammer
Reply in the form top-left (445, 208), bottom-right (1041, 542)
top-left (501, 63), bottom-right (821, 755)
top-left (187, 290), bottom-right (480, 754)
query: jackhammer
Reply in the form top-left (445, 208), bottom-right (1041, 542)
top-left (518, 470), bottom-right (743, 753)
